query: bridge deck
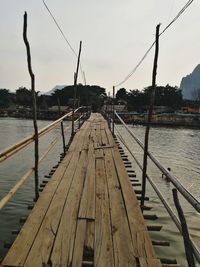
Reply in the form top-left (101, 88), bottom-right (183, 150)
top-left (2, 113), bottom-right (161, 267)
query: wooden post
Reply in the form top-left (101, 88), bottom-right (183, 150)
top-left (107, 92), bottom-right (111, 128)
top-left (71, 41), bottom-right (82, 137)
top-left (172, 189), bottom-right (195, 267)
top-left (78, 95), bottom-right (81, 129)
top-left (141, 24), bottom-right (160, 208)
top-left (23, 12), bottom-right (39, 200)
top-left (112, 86), bottom-right (115, 134)
top-left (57, 97), bottom-right (66, 155)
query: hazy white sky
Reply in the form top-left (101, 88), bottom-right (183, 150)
top-left (0, 0), bottom-right (199, 93)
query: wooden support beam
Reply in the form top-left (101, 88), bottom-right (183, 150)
top-left (147, 225), bottom-right (162, 231)
top-left (152, 240), bottom-right (170, 246)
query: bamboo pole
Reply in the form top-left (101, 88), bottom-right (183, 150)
top-left (23, 12), bottom-right (39, 200)
top-left (112, 86), bottom-right (115, 134)
top-left (0, 108), bottom-right (81, 163)
top-left (173, 189), bottom-right (196, 267)
top-left (71, 41), bottom-right (82, 137)
top-left (141, 24), bottom-right (160, 207)
top-left (57, 97), bottom-right (66, 155)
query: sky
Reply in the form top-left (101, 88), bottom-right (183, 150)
top-left (0, 0), bottom-right (199, 94)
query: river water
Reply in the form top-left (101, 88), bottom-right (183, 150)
top-left (0, 118), bottom-right (199, 266)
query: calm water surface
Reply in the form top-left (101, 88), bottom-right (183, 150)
top-left (0, 118), bottom-right (200, 266)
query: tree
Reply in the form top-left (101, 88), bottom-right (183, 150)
top-left (116, 88), bottom-right (127, 101)
top-left (143, 85), bottom-right (182, 108)
top-left (0, 89), bottom-right (10, 108)
top-left (16, 87), bottom-right (32, 107)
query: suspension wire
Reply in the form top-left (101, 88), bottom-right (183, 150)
top-left (115, 0), bottom-right (194, 87)
top-left (42, 0), bottom-right (86, 84)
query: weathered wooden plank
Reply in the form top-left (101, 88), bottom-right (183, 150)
top-left (94, 157), bottom-right (115, 267)
top-left (101, 128), bottom-right (109, 146)
top-left (50, 150), bottom-right (88, 267)
top-left (104, 148), bottom-right (136, 265)
top-left (71, 219), bottom-right (87, 267)
top-left (136, 231), bottom-right (155, 258)
top-left (84, 221), bottom-right (95, 259)
top-left (78, 145), bottom-right (95, 220)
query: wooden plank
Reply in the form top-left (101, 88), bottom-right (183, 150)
top-left (136, 231), bottom-right (155, 258)
top-left (78, 145), bottom-right (95, 220)
top-left (100, 129), bottom-right (109, 146)
top-left (111, 145), bottom-right (148, 239)
top-left (50, 150), bottom-right (88, 267)
top-left (104, 148), bottom-right (136, 265)
top-left (94, 157), bottom-right (115, 267)
top-left (84, 221), bottom-right (95, 258)
top-left (2, 151), bottom-right (73, 267)
top-left (71, 219), bottom-right (87, 267)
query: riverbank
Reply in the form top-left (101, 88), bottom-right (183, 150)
top-left (0, 108), bottom-right (75, 121)
top-left (115, 112), bottom-right (200, 128)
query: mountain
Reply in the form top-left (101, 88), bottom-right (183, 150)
top-left (180, 65), bottom-right (200, 100)
top-left (45, 85), bottom-right (66, 96)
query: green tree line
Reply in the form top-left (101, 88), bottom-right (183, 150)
top-left (1, 84), bottom-right (199, 112)
top-left (0, 84), bottom-right (106, 111)
top-left (116, 85), bottom-right (200, 111)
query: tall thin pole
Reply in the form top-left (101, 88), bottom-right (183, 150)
top-left (23, 12), bottom-right (39, 200)
top-left (57, 97), bottom-right (66, 155)
top-left (173, 189), bottom-right (195, 267)
top-left (112, 86), bottom-right (115, 134)
top-left (71, 41), bottom-right (82, 137)
top-left (141, 24), bottom-right (160, 207)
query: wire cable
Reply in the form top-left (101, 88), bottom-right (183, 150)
top-left (42, 0), bottom-right (86, 84)
top-left (115, 0), bottom-right (194, 87)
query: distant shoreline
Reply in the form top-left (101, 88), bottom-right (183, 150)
top-left (114, 112), bottom-right (200, 128)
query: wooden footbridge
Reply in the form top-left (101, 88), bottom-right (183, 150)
top-left (1, 110), bottom-right (200, 267)
top-left (1, 113), bottom-right (161, 267)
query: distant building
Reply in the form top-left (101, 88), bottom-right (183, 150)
top-left (179, 107), bottom-right (200, 114)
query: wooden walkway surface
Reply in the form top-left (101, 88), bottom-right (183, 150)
top-left (2, 113), bottom-right (161, 267)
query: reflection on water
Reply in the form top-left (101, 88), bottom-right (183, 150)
top-left (0, 119), bottom-right (199, 266)
top-left (116, 124), bottom-right (200, 267)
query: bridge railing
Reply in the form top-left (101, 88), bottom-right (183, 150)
top-left (0, 107), bottom-right (90, 210)
top-left (114, 111), bottom-right (200, 263)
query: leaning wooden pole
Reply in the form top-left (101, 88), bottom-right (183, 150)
top-left (71, 41), bottom-right (82, 137)
top-left (23, 12), bottom-right (39, 200)
top-left (141, 24), bottom-right (160, 207)
top-left (112, 86), bottom-right (115, 134)
top-left (172, 189), bottom-right (195, 267)
top-left (57, 97), bottom-right (66, 155)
